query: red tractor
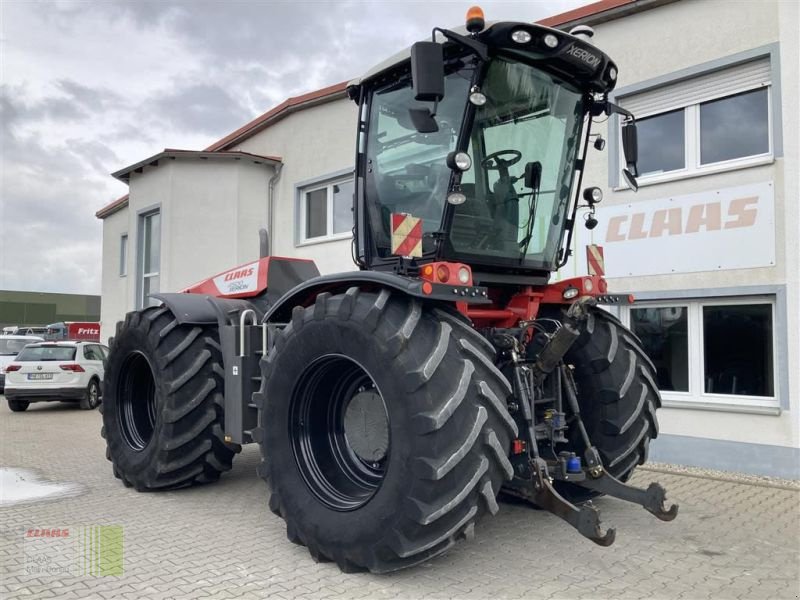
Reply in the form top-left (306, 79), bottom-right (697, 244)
top-left (102, 9), bottom-right (677, 573)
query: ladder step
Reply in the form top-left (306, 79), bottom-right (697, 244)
top-left (247, 403), bottom-right (258, 409)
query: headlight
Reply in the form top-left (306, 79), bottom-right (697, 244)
top-left (511, 29), bottom-right (532, 44)
top-left (446, 151), bottom-right (472, 171)
top-left (457, 266), bottom-right (471, 284)
top-left (447, 192), bottom-right (467, 205)
top-left (543, 34), bottom-right (559, 48)
top-left (469, 91), bottom-right (487, 106)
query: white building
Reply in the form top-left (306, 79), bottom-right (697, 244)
top-left (97, 0), bottom-right (799, 478)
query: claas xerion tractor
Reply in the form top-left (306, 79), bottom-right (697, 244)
top-left (102, 7), bottom-right (678, 573)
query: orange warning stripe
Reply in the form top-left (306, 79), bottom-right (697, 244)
top-left (391, 213), bottom-right (423, 257)
top-left (587, 244), bottom-right (605, 276)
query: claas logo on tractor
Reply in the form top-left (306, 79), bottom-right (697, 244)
top-left (101, 5), bottom-right (676, 575)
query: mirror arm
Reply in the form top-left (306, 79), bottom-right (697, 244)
top-left (432, 27), bottom-right (489, 62)
top-left (604, 100), bottom-right (636, 123)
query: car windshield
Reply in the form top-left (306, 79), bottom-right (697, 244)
top-left (16, 346), bottom-right (77, 361)
top-left (0, 339), bottom-right (31, 356)
top-left (447, 58), bottom-right (585, 269)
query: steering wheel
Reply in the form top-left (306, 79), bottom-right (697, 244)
top-left (481, 149), bottom-right (522, 170)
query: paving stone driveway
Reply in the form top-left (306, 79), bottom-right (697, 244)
top-left (1, 399), bottom-right (798, 600)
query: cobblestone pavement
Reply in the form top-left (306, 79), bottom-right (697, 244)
top-left (1, 399), bottom-right (798, 600)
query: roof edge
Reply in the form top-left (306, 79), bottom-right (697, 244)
top-left (205, 81), bottom-right (348, 152)
top-left (97, 149), bottom-right (282, 219)
top-left (539, 0), bottom-right (678, 29)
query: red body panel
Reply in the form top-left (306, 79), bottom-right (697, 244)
top-left (462, 275), bottom-right (611, 329)
top-left (182, 256), bottom-right (316, 299)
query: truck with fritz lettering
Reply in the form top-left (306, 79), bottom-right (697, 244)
top-left (45, 322), bottom-right (101, 342)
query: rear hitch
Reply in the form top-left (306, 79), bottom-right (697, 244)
top-left (505, 458), bottom-right (616, 546)
top-left (571, 461), bottom-right (679, 522)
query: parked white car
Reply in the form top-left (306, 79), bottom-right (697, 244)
top-left (3, 341), bottom-right (109, 412)
top-left (0, 335), bottom-right (45, 392)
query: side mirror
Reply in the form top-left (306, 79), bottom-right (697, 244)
top-left (411, 42), bottom-right (445, 102)
top-left (621, 119), bottom-right (639, 191)
top-left (408, 108), bottom-right (439, 133)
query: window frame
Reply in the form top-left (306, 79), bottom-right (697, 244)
top-left (119, 234), bottom-right (128, 277)
top-left (608, 45), bottom-right (782, 190)
top-left (626, 86), bottom-right (773, 187)
top-left (296, 173), bottom-right (355, 246)
top-left (619, 295), bottom-right (779, 414)
top-left (137, 208), bottom-right (161, 309)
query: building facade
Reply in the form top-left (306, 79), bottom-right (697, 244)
top-left (97, 0), bottom-right (799, 477)
top-left (0, 290), bottom-right (101, 330)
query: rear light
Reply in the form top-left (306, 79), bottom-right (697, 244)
top-left (5, 364), bottom-right (21, 372)
top-left (436, 265), bottom-right (450, 283)
top-left (60, 364), bottom-right (85, 372)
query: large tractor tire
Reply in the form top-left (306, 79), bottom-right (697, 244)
top-left (257, 289), bottom-right (518, 573)
top-left (101, 306), bottom-right (240, 491)
top-left (556, 306), bottom-right (661, 502)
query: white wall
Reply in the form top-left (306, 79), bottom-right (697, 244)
top-left (233, 99), bottom-right (359, 274)
top-left (99, 208), bottom-right (129, 342)
top-left (99, 157), bottom-right (273, 341)
top-left (569, 0), bottom-right (798, 453)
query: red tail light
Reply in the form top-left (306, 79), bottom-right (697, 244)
top-left (5, 364), bottom-right (21, 372)
top-left (60, 364), bottom-right (85, 372)
top-left (436, 265), bottom-right (451, 283)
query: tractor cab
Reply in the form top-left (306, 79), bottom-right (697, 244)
top-left (349, 13), bottom-right (639, 281)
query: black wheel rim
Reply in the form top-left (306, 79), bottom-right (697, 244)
top-left (118, 352), bottom-right (157, 451)
top-left (290, 354), bottom-right (390, 511)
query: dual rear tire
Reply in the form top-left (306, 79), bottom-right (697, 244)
top-left (101, 306), bottom-right (239, 490)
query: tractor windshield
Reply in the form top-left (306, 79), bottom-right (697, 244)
top-left (448, 58), bottom-right (585, 270)
top-left (363, 56), bottom-right (584, 270)
top-left (365, 61), bottom-right (474, 257)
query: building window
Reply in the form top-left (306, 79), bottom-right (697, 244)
top-left (699, 88), bottom-right (769, 165)
top-left (622, 297), bottom-right (777, 411)
top-left (119, 234), bottom-right (128, 277)
top-left (138, 210), bottom-right (160, 308)
top-left (299, 178), bottom-right (354, 243)
top-left (618, 57), bottom-right (773, 184)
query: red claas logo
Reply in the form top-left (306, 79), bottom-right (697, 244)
top-left (78, 328), bottom-right (99, 335)
top-left (223, 267), bottom-right (254, 282)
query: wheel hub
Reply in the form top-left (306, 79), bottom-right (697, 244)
top-left (118, 351), bottom-right (157, 452)
top-left (344, 390), bottom-right (389, 463)
top-left (290, 355), bottom-right (390, 511)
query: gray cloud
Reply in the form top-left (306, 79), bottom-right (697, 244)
top-left (1, 0), bottom-right (586, 295)
top-left (150, 82), bottom-right (253, 135)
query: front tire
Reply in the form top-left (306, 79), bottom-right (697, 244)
top-left (101, 306), bottom-right (240, 490)
top-left (258, 289), bottom-right (517, 573)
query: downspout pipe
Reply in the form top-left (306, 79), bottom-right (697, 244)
top-left (266, 162), bottom-right (284, 256)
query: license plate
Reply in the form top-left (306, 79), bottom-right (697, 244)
top-left (28, 373), bottom-right (53, 380)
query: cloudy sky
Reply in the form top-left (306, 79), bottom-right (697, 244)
top-left (0, 0), bottom-right (587, 295)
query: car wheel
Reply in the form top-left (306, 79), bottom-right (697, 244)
top-left (80, 379), bottom-right (101, 410)
top-left (8, 399), bottom-right (30, 412)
